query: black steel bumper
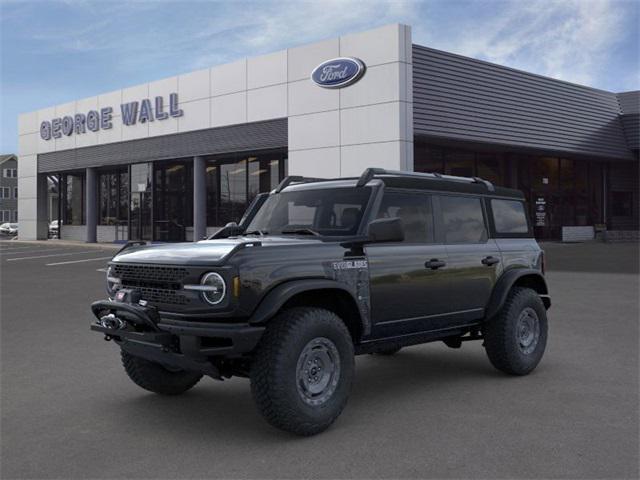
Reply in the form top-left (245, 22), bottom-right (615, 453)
top-left (90, 300), bottom-right (264, 375)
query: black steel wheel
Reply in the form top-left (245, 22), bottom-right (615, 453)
top-left (250, 307), bottom-right (354, 436)
top-left (483, 287), bottom-right (548, 375)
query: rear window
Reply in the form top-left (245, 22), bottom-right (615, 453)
top-left (440, 195), bottom-right (487, 244)
top-left (491, 199), bottom-right (529, 234)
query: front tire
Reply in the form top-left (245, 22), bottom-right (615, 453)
top-left (250, 307), bottom-right (355, 436)
top-left (483, 287), bottom-right (548, 375)
top-left (121, 350), bottom-right (202, 395)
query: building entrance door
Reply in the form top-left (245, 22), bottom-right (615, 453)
top-left (129, 192), bottom-right (152, 241)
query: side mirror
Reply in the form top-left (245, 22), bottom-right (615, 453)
top-left (367, 217), bottom-right (404, 243)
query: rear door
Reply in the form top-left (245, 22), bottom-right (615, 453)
top-left (435, 194), bottom-right (502, 321)
top-left (366, 190), bottom-right (451, 338)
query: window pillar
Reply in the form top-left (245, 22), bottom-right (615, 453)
top-left (193, 156), bottom-right (207, 241)
top-left (86, 167), bottom-right (97, 243)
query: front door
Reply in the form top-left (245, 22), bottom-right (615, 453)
top-left (366, 191), bottom-right (451, 339)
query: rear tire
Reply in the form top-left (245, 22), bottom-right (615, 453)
top-left (483, 287), bottom-right (548, 375)
top-left (121, 350), bottom-right (202, 395)
top-left (250, 307), bottom-right (355, 436)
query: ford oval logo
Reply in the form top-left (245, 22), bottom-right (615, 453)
top-left (311, 57), bottom-right (366, 89)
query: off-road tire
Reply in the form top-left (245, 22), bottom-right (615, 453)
top-left (121, 350), bottom-right (202, 395)
top-left (250, 307), bottom-right (355, 436)
top-left (483, 287), bottom-right (548, 375)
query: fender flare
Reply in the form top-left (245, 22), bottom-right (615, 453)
top-left (485, 269), bottom-right (550, 319)
top-left (248, 279), bottom-right (362, 326)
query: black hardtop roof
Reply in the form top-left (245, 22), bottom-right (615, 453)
top-left (278, 168), bottom-right (524, 199)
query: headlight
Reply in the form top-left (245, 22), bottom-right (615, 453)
top-left (200, 272), bottom-right (226, 305)
top-left (106, 265), bottom-right (121, 297)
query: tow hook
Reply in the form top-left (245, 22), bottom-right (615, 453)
top-left (99, 313), bottom-right (127, 330)
top-left (104, 335), bottom-right (112, 342)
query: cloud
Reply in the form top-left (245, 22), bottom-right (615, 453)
top-left (414, 0), bottom-right (637, 89)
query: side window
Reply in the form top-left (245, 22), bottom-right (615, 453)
top-left (491, 199), bottom-right (529, 234)
top-left (440, 195), bottom-right (487, 243)
top-left (376, 191), bottom-right (434, 243)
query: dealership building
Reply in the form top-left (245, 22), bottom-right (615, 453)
top-left (17, 24), bottom-right (639, 242)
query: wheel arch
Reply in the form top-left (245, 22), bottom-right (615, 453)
top-left (485, 269), bottom-right (551, 320)
top-left (248, 280), bottom-right (365, 343)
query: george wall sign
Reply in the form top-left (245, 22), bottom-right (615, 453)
top-left (311, 57), bottom-right (366, 89)
top-left (40, 93), bottom-right (184, 140)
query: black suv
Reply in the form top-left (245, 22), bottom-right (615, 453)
top-left (92, 168), bottom-right (550, 436)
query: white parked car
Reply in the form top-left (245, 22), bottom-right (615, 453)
top-left (0, 223), bottom-right (18, 235)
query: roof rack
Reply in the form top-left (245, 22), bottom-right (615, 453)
top-left (274, 176), bottom-right (328, 193)
top-left (356, 168), bottom-right (495, 192)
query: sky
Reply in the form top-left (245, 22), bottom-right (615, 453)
top-left (1, 0), bottom-right (638, 153)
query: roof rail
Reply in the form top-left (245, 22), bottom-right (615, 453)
top-left (274, 175), bottom-right (327, 193)
top-left (356, 168), bottom-right (495, 192)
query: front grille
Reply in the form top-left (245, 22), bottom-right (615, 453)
top-left (113, 264), bottom-right (191, 305)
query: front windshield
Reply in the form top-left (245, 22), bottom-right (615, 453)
top-left (246, 187), bottom-right (372, 237)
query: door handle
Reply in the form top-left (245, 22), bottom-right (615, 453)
top-left (482, 256), bottom-right (500, 266)
top-left (425, 259), bottom-right (446, 270)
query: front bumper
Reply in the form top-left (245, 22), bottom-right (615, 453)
top-left (90, 300), bottom-right (264, 375)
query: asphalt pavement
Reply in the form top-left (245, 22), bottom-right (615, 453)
top-left (1, 240), bottom-right (638, 479)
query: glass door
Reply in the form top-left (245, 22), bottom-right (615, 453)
top-left (129, 163), bottom-right (153, 241)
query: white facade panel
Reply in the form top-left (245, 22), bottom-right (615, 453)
top-left (211, 59), bottom-right (246, 96)
top-left (288, 79), bottom-right (339, 116)
top-left (121, 117), bottom-right (149, 141)
top-left (247, 50), bottom-right (287, 89)
top-left (149, 112), bottom-right (179, 137)
top-left (289, 110), bottom-right (340, 151)
top-left (288, 38), bottom-right (340, 82)
top-left (76, 95), bottom-right (99, 113)
top-left (17, 154), bottom-right (37, 178)
top-left (149, 76), bottom-right (178, 99)
top-left (36, 107), bottom-right (56, 154)
top-left (177, 98), bottom-right (211, 132)
top-left (340, 141), bottom-right (408, 176)
top-left (97, 119), bottom-right (123, 144)
top-left (339, 62), bottom-right (401, 109)
top-left (18, 132), bottom-right (38, 156)
top-left (17, 175), bottom-right (37, 199)
top-left (75, 129), bottom-right (99, 148)
top-left (288, 147), bottom-right (341, 178)
top-left (340, 102), bottom-right (402, 146)
top-left (122, 83), bottom-right (149, 104)
top-left (247, 84), bottom-right (287, 122)
top-left (178, 68), bottom-right (210, 103)
top-left (211, 91), bottom-right (247, 127)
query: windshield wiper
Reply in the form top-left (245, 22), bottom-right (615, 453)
top-left (244, 229), bottom-right (268, 236)
top-left (280, 227), bottom-right (321, 236)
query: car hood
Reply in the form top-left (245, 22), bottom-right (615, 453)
top-left (111, 236), bottom-right (326, 266)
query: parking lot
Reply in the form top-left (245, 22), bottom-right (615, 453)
top-left (1, 240), bottom-right (638, 479)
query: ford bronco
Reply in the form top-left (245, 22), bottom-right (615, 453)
top-left (91, 168), bottom-right (550, 436)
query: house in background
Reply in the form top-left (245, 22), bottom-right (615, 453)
top-left (0, 154), bottom-right (18, 223)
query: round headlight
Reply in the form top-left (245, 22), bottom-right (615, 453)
top-left (201, 272), bottom-right (226, 305)
top-left (106, 265), bottom-right (121, 297)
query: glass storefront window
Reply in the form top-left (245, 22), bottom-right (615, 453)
top-left (414, 142), bottom-right (444, 174)
top-left (207, 149), bottom-right (287, 227)
top-left (477, 154), bottom-right (504, 185)
top-left (98, 169), bottom-right (128, 225)
top-left (62, 173), bottom-right (85, 225)
top-left (532, 157), bottom-right (559, 189)
top-left (154, 161), bottom-right (192, 241)
top-left (444, 151), bottom-right (475, 177)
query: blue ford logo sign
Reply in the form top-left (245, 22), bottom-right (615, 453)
top-left (311, 57), bottom-right (366, 89)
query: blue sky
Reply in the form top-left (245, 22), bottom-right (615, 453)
top-left (1, 0), bottom-right (638, 153)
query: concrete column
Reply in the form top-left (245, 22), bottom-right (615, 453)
top-left (193, 156), bottom-right (207, 241)
top-left (85, 167), bottom-right (97, 243)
